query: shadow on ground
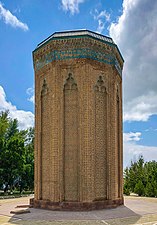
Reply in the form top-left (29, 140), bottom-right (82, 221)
top-left (9, 205), bottom-right (141, 225)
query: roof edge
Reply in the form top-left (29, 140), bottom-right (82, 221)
top-left (36, 29), bottom-right (114, 49)
top-left (33, 29), bottom-right (124, 62)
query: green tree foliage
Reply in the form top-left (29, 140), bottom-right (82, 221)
top-left (21, 127), bottom-right (34, 191)
top-left (124, 155), bottom-right (157, 197)
top-left (134, 180), bottom-right (145, 196)
top-left (0, 111), bottom-right (34, 193)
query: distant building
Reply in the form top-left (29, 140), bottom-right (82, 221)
top-left (32, 30), bottom-right (124, 210)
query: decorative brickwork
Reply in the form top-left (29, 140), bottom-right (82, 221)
top-left (41, 79), bottom-right (50, 200)
top-left (33, 30), bottom-right (124, 210)
top-left (64, 73), bottom-right (79, 201)
top-left (34, 48), bottom-right (121, 75)
top-left (94, 76), bottom-right (107, 200)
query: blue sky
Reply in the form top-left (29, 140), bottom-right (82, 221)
top-left (0, 0), bottom-right (157, 167)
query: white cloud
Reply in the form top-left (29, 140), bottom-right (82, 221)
top-left (61, 0), bottom-right (85, 15)
top-left (0, 2), bottom-right (28, 31)
top-left (92, 9), bottom-right (111, 34)
top-left (123, 132), bottom-right (157, 168)
top-left (0, 86), bottom-right (34, 130)
top-left (97, 19), bottom-right (105, 34)
top-left (123, 132), bottom-right (142, 142)
top-left (26, 87), bottom-right (34, 104)
top-left (124, 91), bottom-right (157, 122)
top-left (145, 128), bottom-right (157, 132)
top-left (97, 10), bottom-right (110, 22)
top-left (109, 0), bottom-right (157, 122)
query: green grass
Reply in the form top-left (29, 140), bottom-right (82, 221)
top-left (0, 190), bottom-right (34, 199)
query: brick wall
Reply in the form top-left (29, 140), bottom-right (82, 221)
top-left (33, 34), bottom-right (124, 209)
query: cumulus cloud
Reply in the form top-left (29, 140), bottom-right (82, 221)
top-left (109, 0), bottom-right (157, 122)
top-left (61, 0), bottom-right (85, 15)
top-left (26, 87), bottom-right (34, 104)
top-left (91, 9), bottom-right (111, 34)
top-left (124, 91), bottom-right (157, 121)
top-left (0, 86), bottom-right (34, 130)
top-left (123, 132), bottom-right (157, 167)
top-left (123, 132), bottom-right (142, 142)
top-left (0, 2), bottom-right (28, 31)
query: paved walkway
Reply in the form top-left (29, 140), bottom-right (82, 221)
top-left (0, 196), bottom-right (157, 224)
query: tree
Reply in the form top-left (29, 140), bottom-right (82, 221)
top-left (0, 112), bottom-right (26, 192)
top-left (123, 167), bottom-right (131, 195)
top-left (134, 180), bottom-right (145, 196)
top-left (124, 156), bottom-right (157, 197)
top-left (0, 111), bottom-right (34, 193)
top-left (0, 111), bottom-right (10, 188)
top-left (145, 182), bottom-right (154, 197)
top-left (20, 127), bottom-right (34, 191)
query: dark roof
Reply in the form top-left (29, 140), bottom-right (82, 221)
top-left (34, 29), bottom-right (124, 62)
top-left (37, 29), bottom-right (114, 48)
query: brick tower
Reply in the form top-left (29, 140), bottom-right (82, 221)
top-left (32, 30), bottom-right (124, 210)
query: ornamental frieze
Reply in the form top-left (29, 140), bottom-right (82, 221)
top-left (34, 38), bottom-right (113, 60)
top-left (34, 48), bottom-right (122, 76)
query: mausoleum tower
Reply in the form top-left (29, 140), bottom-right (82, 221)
top-left (32, 30), bottom-right (124, 210)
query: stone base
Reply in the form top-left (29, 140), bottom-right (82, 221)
top-left (30, 198), bottom-right (124, 211)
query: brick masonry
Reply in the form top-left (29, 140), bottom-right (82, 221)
top-left (32, 30), bottom-right (124, 210)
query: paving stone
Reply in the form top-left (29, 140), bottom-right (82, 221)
top-left (1, 196), bottom-right (157, 225)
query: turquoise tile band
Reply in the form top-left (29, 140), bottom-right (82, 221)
top-left (35, 48), bottom-right (122, 76)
